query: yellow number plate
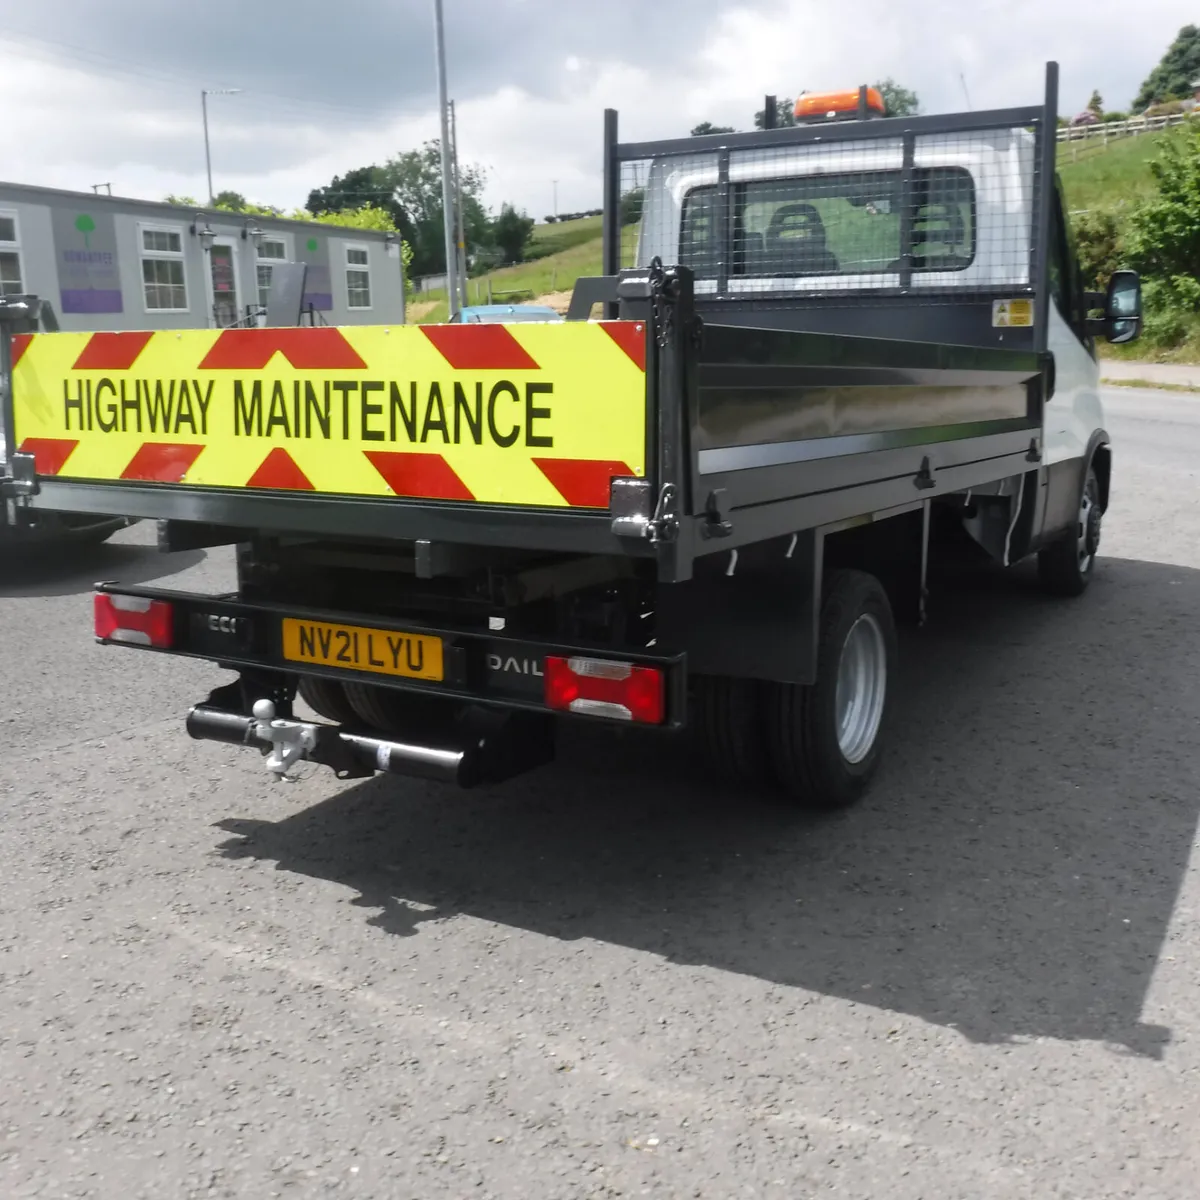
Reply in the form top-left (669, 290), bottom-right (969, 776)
top-left (281, 618), bottom-right (444, 681)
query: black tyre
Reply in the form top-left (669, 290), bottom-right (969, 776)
top-left (767, 569), bottom-right (897, 809)
top-left (296, 677), bottom-right (359, 725)
top-left (693, 675), bottom-right (772, 787)
top-left (1037, 462), bottom-right (1102, 598)
top-left (342, 681), bottom-right (458, 734)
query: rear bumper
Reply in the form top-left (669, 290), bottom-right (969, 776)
top-left (93, 582), bottom-right (687, 728)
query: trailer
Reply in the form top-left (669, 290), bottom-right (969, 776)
top-left (0, 62), bottom-right (1143, 808)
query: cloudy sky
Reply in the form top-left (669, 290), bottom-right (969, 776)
top-left (0, 1), bottom-right (1187, 219)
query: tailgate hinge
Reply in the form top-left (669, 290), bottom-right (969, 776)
top-left (914, 456), bottom-right (936, 491)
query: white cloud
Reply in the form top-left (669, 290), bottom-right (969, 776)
top-left (0, 0), bottom-right (1188, 220)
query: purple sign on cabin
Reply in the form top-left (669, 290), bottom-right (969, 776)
top-left (299, 235), bottom-right (333, 311)
top-left (51, 206), bottom-right (124, 314)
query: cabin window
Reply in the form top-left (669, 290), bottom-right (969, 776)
top-left (345, 244), bottom-right (372, 309)
top-left (140, 224), bottom-right (188, 311)
top-left (0, 211), bottom-right (23, 296)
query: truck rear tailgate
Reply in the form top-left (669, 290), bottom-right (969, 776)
top-left (9, 321), bottom-right (648, 510)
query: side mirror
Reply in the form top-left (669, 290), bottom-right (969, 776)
top-left (1104, 270), bottom-right (1141, 344)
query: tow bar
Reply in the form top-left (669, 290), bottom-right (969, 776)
top-left (186, 690), bottom-right (555, 788)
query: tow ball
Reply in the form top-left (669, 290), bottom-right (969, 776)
top-left (251, 699), bottom-right (318, 781)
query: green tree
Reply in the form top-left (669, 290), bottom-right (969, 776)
top-left (754, 98), bottom-right (795, 129)
top-left (1072, 208), bottom-right (1125, 288)
top-left (308, 166), bottom-right (400, 226)
top-left (1134, 24), bottom-right (1200, 110)
top-left (620, 187), bottom-right (645, 227)
top-left (1087, 90), bottom-right (1104, 117)
top-left (491, 203), bottom-right (535, 264)
top-left (1125, 124), bottom-right (1200, 346)
top-left (1128, 124), bottom-right (1200, 280)
top-left (309, 142), bottom-right (491, 277)
top-left (212, 189), bottom-right (248, 211)
top-left (691, 121), bottom-right (735, 136)
top-left (876, 78), bottom-right (920, 117)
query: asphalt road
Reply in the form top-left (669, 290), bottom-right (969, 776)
top-left (2, 385), bottom-right (1198, 1199)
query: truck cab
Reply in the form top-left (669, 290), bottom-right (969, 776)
top-left (628, 91), bottom-right (1140, 592)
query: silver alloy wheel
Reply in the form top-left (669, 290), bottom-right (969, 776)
top-left (835, 613), bottom-right (888, 764)
top-left (1078, 470), bottom-right (1101, 572)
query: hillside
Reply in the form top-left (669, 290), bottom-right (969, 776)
top-left (1057, 130), bottom-right (1168, 212)
top-left (411, 216), bottom-right (623, 323)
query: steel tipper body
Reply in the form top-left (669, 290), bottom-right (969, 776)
top-left (0, 62), bottom-right (1143, 809)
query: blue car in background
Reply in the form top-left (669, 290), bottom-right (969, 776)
top-left (447, 304), bottom-right (563, 324)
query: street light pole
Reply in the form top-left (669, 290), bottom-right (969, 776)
top-left (202, 90), bottom-right (212, 203)
top-left (432, 0), bottom-right (459, 318)
top-left (201, 88), bottom-right (243, 205)
top-left (450, 99), bottom-right (469, 311)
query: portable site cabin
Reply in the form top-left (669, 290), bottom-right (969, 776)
top-left (0, 182), bottom-right (407, 332)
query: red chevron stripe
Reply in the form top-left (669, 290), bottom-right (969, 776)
top-left (599, 321), bottom-right (647, 373)
top-left (364, 450), bottom-right (474, 501)
top-left (11, 333), bottom-right (32, 368)
top-left (198, 328), bottom-right (367, 370)
top-left (18, 437), bottom-right (79, 476)
top-left (420, 325), bottom-right (539, 371)
top-left (120, 442), bottom-right (203, 483)
top-left (534, 458), bottom-right (633, 509)
top-left (246, 448), bottom-right (314, 491)
top-left (73, 331), bottom-right (154, 371)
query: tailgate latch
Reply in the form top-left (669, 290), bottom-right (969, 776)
top-left (610, 477), bottom-right (679, 544)
top-left (700, 488), bottom-right (733, 539)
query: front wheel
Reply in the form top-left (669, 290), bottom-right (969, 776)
top-left (1038, 462), bottom-right (1102, 597)
top-left (767, 569), bottom-right (897, 809)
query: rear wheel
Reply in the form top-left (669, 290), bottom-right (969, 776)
top-left (693, 676), bottom-right (772, 787)
top-left (342, 681), bottom-right (459, 735)
top-left (296, 677), bottom-right (359, 725)
top-left (767, 569), bottom-right (896, 809)
top-left (1038, 463), bottom-right (1102, 597)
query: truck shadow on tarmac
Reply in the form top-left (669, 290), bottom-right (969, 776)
top-left (0, 540), bottom-right (205, 598)
top-left (216, 555), bottom-right (1200, 1058)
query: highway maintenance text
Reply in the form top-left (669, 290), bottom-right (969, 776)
top-left (62, 376), bottom-right (558, 448)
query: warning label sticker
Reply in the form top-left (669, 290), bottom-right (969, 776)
top-left (10, 322), bottom-right (648, 509)
top-left (992, 299), bottom-right (1034, 328)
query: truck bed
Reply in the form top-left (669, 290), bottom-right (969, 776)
top-left (2, 283), bottom-right (1044, 578)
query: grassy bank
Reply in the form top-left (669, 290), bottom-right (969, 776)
top-left (1058, 131), bottom-right (1168, 212)
top-left (410, 218), bottom-right (632, 323)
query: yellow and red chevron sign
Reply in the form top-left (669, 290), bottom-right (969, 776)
top-left (10, 321), bottom-right (647, 509)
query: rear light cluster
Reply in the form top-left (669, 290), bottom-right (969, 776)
top-left (544, 656), bottom-right (665, 725)
top-left (94, 593), bottom-right (174, 648)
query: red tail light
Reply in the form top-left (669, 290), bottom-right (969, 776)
top-left (94, 593), bottom-right (174, 648)
top-left (544, 656), bottom-right (665, 725)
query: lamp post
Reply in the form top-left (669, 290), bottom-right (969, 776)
top-left (432, 0), bottom-right (459, 318)
top-left (201, 88), bottom-right (243, 204)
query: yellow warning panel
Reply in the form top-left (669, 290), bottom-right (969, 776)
top-left (9, 321), bottom-right (649, 509)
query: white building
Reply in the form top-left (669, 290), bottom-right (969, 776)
top-left (0, 182), bottom-right (406, 331)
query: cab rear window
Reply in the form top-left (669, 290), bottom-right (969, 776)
top-left (680, 167), bottom-right (975, 279)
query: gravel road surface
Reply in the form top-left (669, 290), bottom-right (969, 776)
top-left (1, 386), bottom-right (1198, 1199)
